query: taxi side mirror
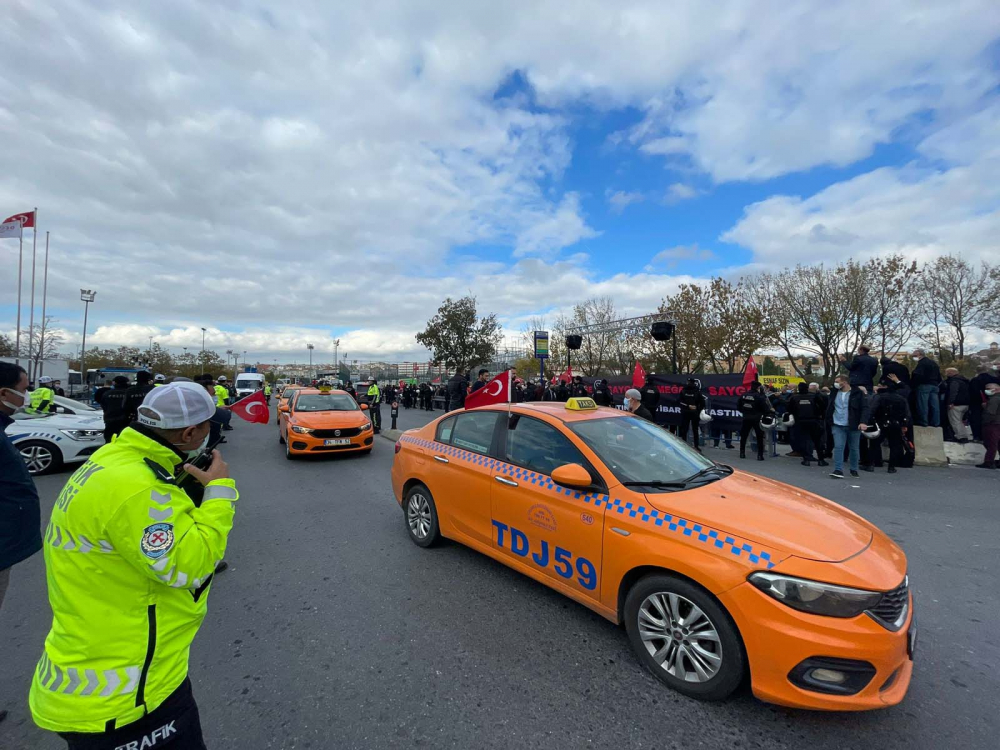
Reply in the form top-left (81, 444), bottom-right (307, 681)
top-left (279, 404), bottom-right (289, 413)
top-left (360, 403), bottom-right (369, 411)
top-left (550, 463), bottom-right (592, 489)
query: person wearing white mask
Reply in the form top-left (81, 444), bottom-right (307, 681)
top-left (624, 388), bottom-right (654, 422)
top-left (979, 383), bottom-right (1000, 470)
top-left (0, 361), bottom-right (43, 725)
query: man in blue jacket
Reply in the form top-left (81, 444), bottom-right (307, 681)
top-left (0, 361), bottom-right (43, 724)
top-left (825, 374), bottom-right (871, 479)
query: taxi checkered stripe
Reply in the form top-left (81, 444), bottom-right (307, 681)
top-left (400, 435), bottom-right (776, 569)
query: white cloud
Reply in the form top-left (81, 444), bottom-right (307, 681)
top-left (607, 190), bottom-right (645, 213)
top-left (664, 183), bottom-right (700, 203)
top-left (645, 244), bottom-right (715, 271)
top-left (0, 1), bottom-right (997, 361)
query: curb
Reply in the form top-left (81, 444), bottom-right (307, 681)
top-left (379, 429), bottom-right (404, 442)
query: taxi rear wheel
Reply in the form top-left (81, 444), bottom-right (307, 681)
top-left (404, 485), bottom-right (439, 548)
top-left (624, 574), bottom-right (745, 701)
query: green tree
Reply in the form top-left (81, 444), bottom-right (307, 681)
top-left (416, 296), bottom-right (502, 373)
top-left (761, 356), bottom-right (784, 376)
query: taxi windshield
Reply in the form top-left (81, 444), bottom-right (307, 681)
top-left (569, 415), bottom-right (715, 488)
top-left (294, 393), bottom-right (358, 412)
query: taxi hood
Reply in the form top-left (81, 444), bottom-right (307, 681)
top-left (642, 470), bottom-right (874, 563)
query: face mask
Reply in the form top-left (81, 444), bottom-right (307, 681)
top-left (833, 382), bottom-right (843, 390)
top-left (912, 356), bottom-right (920, 361)
top-left (987, 390), bottom-right (998, 397)
top-left (1, 388), bottom-right (29, 411)
top-left (174, 434), bottom-right (209, 460)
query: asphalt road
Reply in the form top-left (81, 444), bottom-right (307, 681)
top-left (2, 406), bottom-right (998, 749)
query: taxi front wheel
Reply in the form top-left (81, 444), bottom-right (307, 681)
top-left (624, 575), bottom-right (745, 701)
top-left (404, 485), bottom-right (440, 548)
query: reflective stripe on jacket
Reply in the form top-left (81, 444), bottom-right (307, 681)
top-left (29, 426), bottom-right (238, 732)
top-left (214, 385), bottom-right (228, 407)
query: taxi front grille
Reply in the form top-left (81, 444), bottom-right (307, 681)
top-left (866, 576), bottom-right (909, 631)
top-left (311, 427), bottom-right (361, 438)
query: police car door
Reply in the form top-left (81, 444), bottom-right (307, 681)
top-left (491, 414), bottom-right (605, 600)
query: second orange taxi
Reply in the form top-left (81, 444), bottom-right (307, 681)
top-left (278, 387), bottom-right (374, 459)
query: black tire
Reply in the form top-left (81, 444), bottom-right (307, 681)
top-left (403, 484), bottom-right (440, 548)
top-left (17, 440), bottom-right (64, 476)
top-left (624, 574), bottom-right (745, 701)
top-left (278, 429), bottom-right (285, 445)
top-left (284, 436), bottom-right (296, 460)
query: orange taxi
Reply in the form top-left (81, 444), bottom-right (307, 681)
top-left (278, 387), bottom-right (374, 458)
top-left (390, 398), bottom-right (914, 711)
top-left (275, 384), bottom-right (303, 424)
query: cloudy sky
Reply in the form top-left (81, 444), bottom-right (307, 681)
top-left (2, 1), bottom-right (998, 363)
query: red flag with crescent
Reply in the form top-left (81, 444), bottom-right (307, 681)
top-left (230, 389), bottom-right (270, 424)
top-left (632, 361), bottom-right (647, 389)
top-left (742, 355), bottom-right (759, 388)
top-left (3, 210), bottom-right (35, 228)
top-left (464, 370), bottom-right (512, 409)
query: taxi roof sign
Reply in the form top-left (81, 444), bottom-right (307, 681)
top-left (566, 397), bottom-right (598, 411)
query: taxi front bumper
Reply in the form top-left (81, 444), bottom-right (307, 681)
top-left (719, 581), bottom-right (914, 711)
top-left (287, 428), bottom-right (373, 454)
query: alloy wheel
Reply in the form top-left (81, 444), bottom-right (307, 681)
top-left (20, 444), bottom-right (54, 474)
top-left (637, 592), bottom-right (723, 683)
top-left (407, 493), bottom-right (432, 539)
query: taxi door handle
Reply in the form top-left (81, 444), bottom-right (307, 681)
top-left (434, 455), bottom-right (449, 464)
top-left (494, 476), bottom-right (518, 487)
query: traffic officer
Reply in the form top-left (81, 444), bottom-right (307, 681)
top-left (738, 381), bottom-right (773, 460)
top-left (153, 374), bottom-right (166, 387)
top-left (28, 375), bottom-right (56, 414)
top-left (29, 382), bottom-right (238, 748)
top-left (264, 382), bottom-right (272, 404)
top-left (787, 382), bottom-right (828, 467)
top-left (214, 376), bottom-right (233, 430)
top-left (677, 378), bottom-right (706, 452)
top-left (367, 380), bottom-right (382, 433)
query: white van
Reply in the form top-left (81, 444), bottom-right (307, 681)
top-left (234, 373), bottom-right (266, 399)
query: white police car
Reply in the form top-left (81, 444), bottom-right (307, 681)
top-left (5, 398), bottom-right (105, 475)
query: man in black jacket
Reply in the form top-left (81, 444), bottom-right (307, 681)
top-left (640, 376), bottom-right (660, 415)
top-left (969, 365), bottom-right (1000, 442)
top-left (0, 362), bottom-right (43, 725)
top-left (592, 379), bottom-right (613, 407)
top-left (788, 382), bottom-right (828, 467)
top-left (624, 388), bottom-right (654, 422)
top-left (879, 355), bottom-right (911, 388)
top-left (570, 376), bottom-right (589, 398)
top-left (555, 380), bottom-right (570, 402)
top-left (99, 375), bottom-right (132, 443)
top-left (123, 370), bottom-right (156, 424)
top-left (677, 378), bottom-right (706, 452)
top-left (738, 381), bottom-right (772, 461)
top-left (863, 382), bottom-right (910, 473)
top-left (447, 369), bottom-right (469, 411)
top-left (470, 369), bottom-right (490, 393)
top-left (826, 375), bottom-right (871, 478)
top-left (840, 345), bottom-right (879, 392)
top-left (910, 349), bottom-right (942, 427)
top-left (943, 367), bottom-right (972, 442)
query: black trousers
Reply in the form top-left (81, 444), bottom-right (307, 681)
top-left (798, 420), bottom-right (824, 460)
top-left (678, 411), bottom-right (700, 448)
top-left (883, 422), bottom-right (905, 468)
top-left (58, 678), bottom-right (206, 749)
top-left (370, 403), bottom-right (382, 431)
top-left (740, 418), bottom-right (764, 456)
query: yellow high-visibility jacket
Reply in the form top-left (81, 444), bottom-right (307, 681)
top-left (29, 426), bottom-right (238, 732)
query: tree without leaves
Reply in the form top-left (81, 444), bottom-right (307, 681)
top-left (703, 277), bottom-right (777, 374)
top-left (415, 296), bottom-right (502, 373)
top-left (917, 256), bottom-right (998, 359)
top-left (656, 286), bottom-right (712, 373)
top-left (0, 333), bottom-right (14, 357)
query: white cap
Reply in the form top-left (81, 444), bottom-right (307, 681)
top-left (154, 373), bottom-right (166, 381)
top-left (39, 375), bottom-right (53, 384)
top-left (217, 375), bottom-right (227, 382)
top-left (136, 381), bottom-right (216, 429)
top-left (625, 388), bottom-right (641, 401)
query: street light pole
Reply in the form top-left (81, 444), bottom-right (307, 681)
top-left (79, 289), bottom-right (96, 396)
top-left (307, 344), bottom-right (314, 381)
top-left (200, 327), bottom-right (207, 374)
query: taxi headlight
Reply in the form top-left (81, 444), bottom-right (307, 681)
top-left (748, 572), bottom-right (883, 618)
top-left (291, 425), bottom-right (314, 434)
top-left (361, 420), bottom-right (372, 431)
top-left (60, 428), bottom-right (104, 441)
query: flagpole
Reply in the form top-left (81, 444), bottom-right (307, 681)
top-left (27, 207), bottom-right (37, 382)
top-left (38, 231), bottom-right (50, 378)
top-left (15, 229), bottom-right (23, 360)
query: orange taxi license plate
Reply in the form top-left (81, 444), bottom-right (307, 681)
top-left (324, 438), bottom-right (351, 446)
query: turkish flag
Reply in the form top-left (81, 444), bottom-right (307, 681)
top-left (558, 367), bottom-right (573, 384)
top-left (230, 389), bottom-right (270, 424)
top-left (465, 370), bottom-right (512, 409)
top-left (3, 210), bottom-right (35, 228)
top-left (742, 355), bottom-right (759, 387)
top-left (632, 361), bottom-right (647, 389)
